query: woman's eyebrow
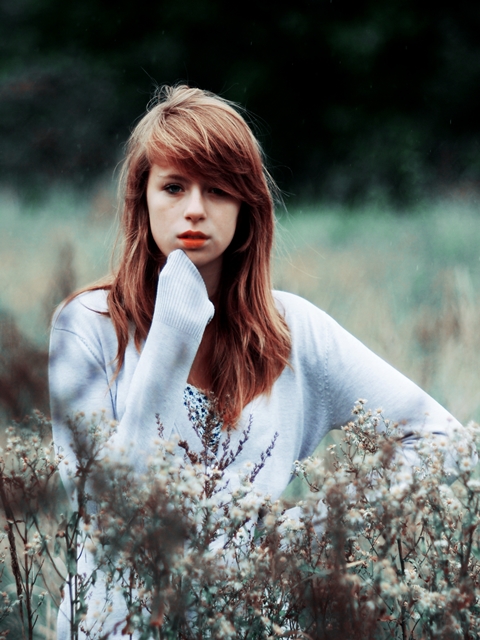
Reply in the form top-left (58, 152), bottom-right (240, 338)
top-left (155, 172), bottom-right (191, 182)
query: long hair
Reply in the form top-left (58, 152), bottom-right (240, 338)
top-left (99, 85), bottom-right (290, 426)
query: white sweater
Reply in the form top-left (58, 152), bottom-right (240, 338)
top-left (49, 249), bottom-right (466, 637)
top-left (50, 250), bottom-right (464, 507)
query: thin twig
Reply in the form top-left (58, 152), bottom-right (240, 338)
top-left (397, 538), bottom-right (407, 640)
top-left (0, 471), bottom-right (25, 632)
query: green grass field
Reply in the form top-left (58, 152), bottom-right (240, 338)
top-left (1, 187), bottom-right (479, 422)
top-left (276, 199), bottom-right (480, 423)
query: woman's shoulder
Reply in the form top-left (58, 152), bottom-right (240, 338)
top-left (272, 290), bottom-right (336, 367)
top-left (51, 288), bottom-right (110, 333)
top-left (273, 290), bottom-right (329, 324)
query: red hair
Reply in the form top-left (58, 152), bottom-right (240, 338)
top-left (95, 85), bottom-right (290, 426)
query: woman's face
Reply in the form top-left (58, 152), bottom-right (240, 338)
top-left (146, 163), bottom-right (241, 295)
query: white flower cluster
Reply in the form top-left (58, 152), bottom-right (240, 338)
top-left (2, 407), bottom-right (480, 638)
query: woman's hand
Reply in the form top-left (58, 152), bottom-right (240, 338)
top-left (153, 249), bottom-right (215, 340)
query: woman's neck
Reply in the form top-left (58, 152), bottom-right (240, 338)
top-left (197, 256), bottom-right (222, 298)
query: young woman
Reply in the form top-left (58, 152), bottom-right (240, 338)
top-left (49, 85), bottom-right (469, 637)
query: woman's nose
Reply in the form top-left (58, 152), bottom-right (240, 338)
top-left (184, 186), bottom-right (206, 221)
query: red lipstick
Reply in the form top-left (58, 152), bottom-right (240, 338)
top-left (178, 231), bottom-right (208, 250)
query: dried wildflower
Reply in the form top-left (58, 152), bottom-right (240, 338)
top-left (1, 406), bottom-right (480, 639)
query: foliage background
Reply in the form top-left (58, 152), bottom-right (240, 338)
top-left (1, 0), bottom-right (480, 202)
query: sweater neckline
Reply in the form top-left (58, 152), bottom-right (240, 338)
top-left (183, 384), bottom-right (222, 454)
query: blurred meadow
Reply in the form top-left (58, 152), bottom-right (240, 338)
top-left (274, 198), bottom-right (480, 501)
top-left (1, 186), bottom-right (479, 426)
top-left (275, 198), bottom-right (480, 425)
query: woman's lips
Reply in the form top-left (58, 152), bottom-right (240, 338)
top-left (178, 231), bottom-right (208, 249)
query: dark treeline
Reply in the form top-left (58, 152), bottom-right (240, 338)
top-left (1, 0), bottom-right (480, 204)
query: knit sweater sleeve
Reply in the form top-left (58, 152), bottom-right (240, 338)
top-left (275, 291), bottom-right (473, 475)
top-left (321, 310), bottom-right (471, 476)
top-left (49, 250), bottom-right (213, 503)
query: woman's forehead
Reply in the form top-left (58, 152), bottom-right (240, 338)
top-left (147, 156), bottom-right (231, 182)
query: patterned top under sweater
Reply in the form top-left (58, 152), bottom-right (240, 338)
top-left (183, 384), bottom-right (222, 454)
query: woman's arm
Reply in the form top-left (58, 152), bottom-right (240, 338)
top-left (322, 310), bottom-right (474, 478)
top-left (49, 250), bottom-right (213, 504)
top-left (275, 291), bottom-right (475, 477)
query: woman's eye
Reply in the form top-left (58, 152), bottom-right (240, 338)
top-left (210, 187), bottom-right (228, 197)
top-left (165, 183), bottom-right (182, 194)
